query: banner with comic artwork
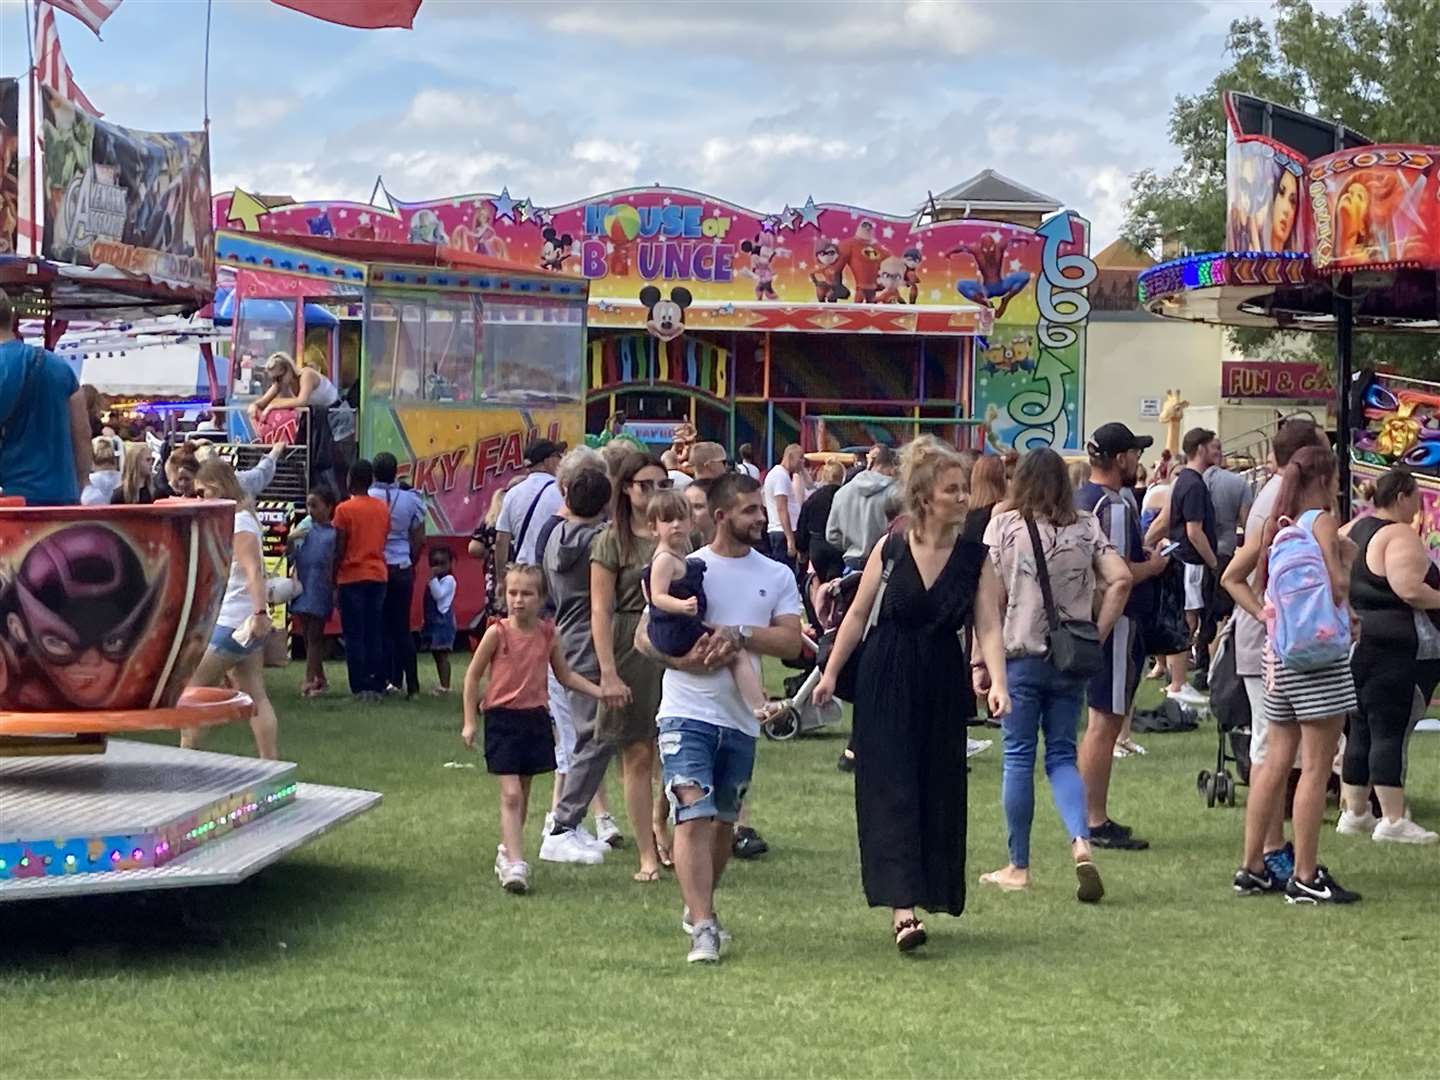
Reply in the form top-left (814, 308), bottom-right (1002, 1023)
top-left (0, 79), bottom-right (17, 255)
top-left (216, 184), bottom-right (1092, 450)
top-left (41, 87), bottom-right (213, 289)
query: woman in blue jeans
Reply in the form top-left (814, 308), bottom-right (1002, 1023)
top-left (980, 448), bottom-right (1132, 901)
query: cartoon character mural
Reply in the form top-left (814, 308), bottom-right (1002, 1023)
top-left (0, 507), bottom-right (231, 713)
top-left (408, 208), bottom-right (448, 246)
top-left (640, 285), bottom-right (692, 342)
top-left (214, 187), bottom-right (1094, 451)
top-left (948, 230), bottom-right (1036, 319)
top-left (1226, 135), bottom-right (1306, 253)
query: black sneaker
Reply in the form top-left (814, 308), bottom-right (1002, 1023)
top-left (1233, 865), bottom-right (1280, 896)
top-left (837, 750), bottom-right (855, 773)
top-left (1090, 819), bottom-right (1150, 850)
top-left (1285, 865), bottom-right (1361, 905)
top-left (732, 826), bottom-right (769, 859)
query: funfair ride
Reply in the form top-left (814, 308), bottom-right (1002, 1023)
top-left (1137, 92), bottom-right (1440, 546)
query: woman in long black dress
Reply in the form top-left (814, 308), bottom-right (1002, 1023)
top-left (815, 436), bottom-right (1010, 952)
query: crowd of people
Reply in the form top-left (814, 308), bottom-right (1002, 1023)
top-left (6, 284), bottom-right (1439, 965)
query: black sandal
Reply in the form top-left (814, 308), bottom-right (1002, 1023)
top-left (893, 917), bottom-right (927, 952)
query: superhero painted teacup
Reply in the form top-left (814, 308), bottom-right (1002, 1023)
top-left (0, 501), bottom-right (235, 713)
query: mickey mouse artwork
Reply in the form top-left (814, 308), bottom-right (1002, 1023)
top-left (539, 227), bottom-right (576, 272)
top-left (639, 285), bottom-right (693, 342)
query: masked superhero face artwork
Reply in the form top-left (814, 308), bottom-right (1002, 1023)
top-left (0, 525), bottom-right (164, 711)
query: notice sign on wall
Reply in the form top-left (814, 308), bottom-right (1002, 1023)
top-left (1139, 396), bottom-right (1162, 420)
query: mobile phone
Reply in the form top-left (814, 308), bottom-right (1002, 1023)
top-left (1158, 540), bottom-right (1180, 557)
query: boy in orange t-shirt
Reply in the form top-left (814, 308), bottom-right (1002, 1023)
top-left (333, 459), bottom-right (392, 700)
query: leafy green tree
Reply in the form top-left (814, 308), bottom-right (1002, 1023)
top-left (1123, 0), bottom-right (1440, 372)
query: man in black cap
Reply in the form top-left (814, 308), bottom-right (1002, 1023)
top-left (494, 438), bottom-right (567, 572)
top-left (1075, 422), bottom-right (1170, 851)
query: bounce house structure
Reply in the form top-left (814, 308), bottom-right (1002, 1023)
top-left (214, 171), bottom-right (1097, 459)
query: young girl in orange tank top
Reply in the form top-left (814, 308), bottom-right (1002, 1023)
top-left (462, 564), bottom-right (603, 895)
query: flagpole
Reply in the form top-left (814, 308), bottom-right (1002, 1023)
top-left (24, 0), bottom-right (38, 257)
top-left (203, 0), bottom-right (213, 133)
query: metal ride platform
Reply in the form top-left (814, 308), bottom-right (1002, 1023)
top-left (0, 741), bottom-right (381, 901)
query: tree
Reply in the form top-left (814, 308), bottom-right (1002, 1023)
top-left (1123, 0), bottom-right (1440, 372)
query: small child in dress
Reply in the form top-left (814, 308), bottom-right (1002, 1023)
top-left (642, 491), bottom-right (780, 724)
top-left (461, 564), bottom-right (604, 895)
top-left (289, 489), bottom-right (338, 697)
top-left (421, 545), bottom-right (457, 695)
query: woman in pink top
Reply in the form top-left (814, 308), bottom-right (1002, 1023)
top-left (462, 565), bottom-right (604, 895)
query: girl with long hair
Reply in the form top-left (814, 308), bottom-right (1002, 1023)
top-left (183, 457), bottom-right (280, 759)
top-left (1222, 445), bottom-right (1360, 902)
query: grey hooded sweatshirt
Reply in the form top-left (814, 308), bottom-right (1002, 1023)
top-left (825, 470), bottom-right (896, 562)
top-left (543, 517), bottom-right (606, 678)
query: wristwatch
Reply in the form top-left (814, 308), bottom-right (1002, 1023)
top-left (736, 625), bottom-right (753, 645)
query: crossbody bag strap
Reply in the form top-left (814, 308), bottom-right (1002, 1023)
top-left (511, 478), bottom-right (555, 561)
top-left (0, 347), bottom-right (43, 445)
top-left (861, 532), bottom-right (900, 640)
top-left (1024, 516), bottom-right (1060, 633)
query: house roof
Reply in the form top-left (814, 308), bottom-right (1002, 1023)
top-left (928, 170), bottom-right (1063, 212)
top-left (1092, 238), bottom-right (1157, 270)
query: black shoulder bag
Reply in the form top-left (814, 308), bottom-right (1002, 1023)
top-left (1025, 517), bottom-right (1105, 678)
top-left (820, 532), bottom-right (899, 702)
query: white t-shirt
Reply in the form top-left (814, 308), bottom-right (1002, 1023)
top-left (428, 573), bottom-right (456, 615)
top-left (496, 472), bottom-right (564, 565)
top-left (763, 464), bottom-right (802, 534)
top-left (668, 470), bottom-right (693, 491)
top-left (739, 462), bottom-right (761, 481)
top-left (218, 511), bottom-right (264, 629)
top-left (1234, 474), bottom-right (1282, 678)
top-left (658, 546), bottom-right (803, 737)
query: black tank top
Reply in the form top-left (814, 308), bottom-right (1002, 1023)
top-left (1349, 516), bottom-right (1440, 650)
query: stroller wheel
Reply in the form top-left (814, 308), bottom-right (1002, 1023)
top-left (1219, 771), bottom-right (1237, 807)
top-left (1201, 771), bottom-right (1218, 808)
top-left (762, 704), bottom-right (800, 742)
top-left (1196, 770), bottom-right (1212, 798)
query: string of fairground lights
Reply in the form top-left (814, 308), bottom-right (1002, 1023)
top-left (0, 783), bottom-right (298, 875)
top-left (1137, 251), bottom-right (1309, 305)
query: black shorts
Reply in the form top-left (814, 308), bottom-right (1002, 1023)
top-left (1087, 615), bottom-right (1146, 715)
top-left (483, 707), bottom-right (556, 776)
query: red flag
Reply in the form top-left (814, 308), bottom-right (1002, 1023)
top-left (42, 0), bottom-right (125, 39)
top-left (35, 6), bottom-right (103, 117)
top-left (270, 0), bottom-right (421, 29)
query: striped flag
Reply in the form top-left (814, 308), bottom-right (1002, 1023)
top-left (35, 5), bottom-right (103, 117)
top-left (270, 1), bottom-right (422, 30)
top-left (42, 0), bottom-right (125, 39)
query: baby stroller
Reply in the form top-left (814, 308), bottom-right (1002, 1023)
top-left (761, 567), bottom-right (851, 741)
top-left (1197, 617), bottom-right (1251, 807)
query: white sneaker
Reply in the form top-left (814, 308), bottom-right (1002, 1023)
top-left (1167, 685), bottom-right (1208, 708)
top-left (681, 907), bottom-right (732, 944)
top-left (594, 812), bottom-right (624, 848)
top-left (493, 845), bottom-right (531, 893)
top-left (1372, 816), bottom-right (1439, 845)
top-left (541, 811), bottom-right (557, 841)
top-left (574, 823), bottom-right (610, 853)
top-left (540, 828), bottom-right (605, 865)
top-left (966, 738), bottom-right (992, 759)
top-left (1337, 808), bottom-right (1380, 837)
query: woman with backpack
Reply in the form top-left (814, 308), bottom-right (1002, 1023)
top-left (1222, 445), bottom-right (1360, 903)
top-left (1338, 467), bottom-right (1440, 845)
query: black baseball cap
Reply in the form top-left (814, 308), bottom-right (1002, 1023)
top-left (1089, 422), bottom-right (1153, 456)
top-left (525, 439), bottom-right (567, 465)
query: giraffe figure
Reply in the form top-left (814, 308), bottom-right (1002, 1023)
top-left (1159, 389), bottom-right (1190, 458)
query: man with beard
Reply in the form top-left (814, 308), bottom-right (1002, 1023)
top-left (638, 473), bottom-right (802, 962)
top-left (1076, 423), bottom-right (1170, 851)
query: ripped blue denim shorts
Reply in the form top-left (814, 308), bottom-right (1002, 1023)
top-left (657, 717), bottom-right (756, 825)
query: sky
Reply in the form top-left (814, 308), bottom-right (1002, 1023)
top-left (0, 0), bottom-right (1305, 250)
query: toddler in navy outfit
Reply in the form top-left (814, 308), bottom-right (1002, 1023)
top-left (643, 490), bottom-right (778, 723)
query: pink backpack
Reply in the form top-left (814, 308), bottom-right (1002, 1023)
top-left (1265, 509), bottom-right (1350, 671)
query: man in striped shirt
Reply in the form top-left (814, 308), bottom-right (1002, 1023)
top-left (1076, 423), bottom-right (1172, 851)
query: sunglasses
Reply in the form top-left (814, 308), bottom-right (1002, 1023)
top-left (634, 478), bottom-right (674, 492)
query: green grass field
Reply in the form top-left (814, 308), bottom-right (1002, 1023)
top-left (6, 663), bottom-right (1439, 1078)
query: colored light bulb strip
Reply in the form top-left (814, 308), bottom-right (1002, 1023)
top-left (1137, 250), bottom-right (1310, 305)
top-left (0, 780), bottom-right (299, 881)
